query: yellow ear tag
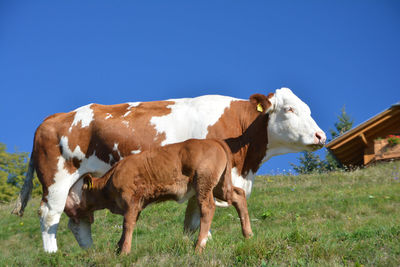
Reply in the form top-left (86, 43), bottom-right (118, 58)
top-left (257, 103), bottom-right (263, 112)
top-left (88, 178), bottom-right (93, 190)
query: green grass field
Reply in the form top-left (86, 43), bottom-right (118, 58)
top-left (1, 161), bottom-right (400, 266)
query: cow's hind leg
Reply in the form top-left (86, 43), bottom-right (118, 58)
top-left (183, 196), bottom-right (201, 235)
top-left (39, 168), bottom-right (86, 252)
top-left (231, 187), bottom-right (253, 238)
top-left (39, 178), bottom-right (74, 253)
top-left (195, 192), bottom-right (216, 253)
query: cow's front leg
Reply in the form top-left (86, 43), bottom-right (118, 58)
top-left (231, 187), bottom-right (253, 238)
top-left (68, 216), bottom-right (93, 249)
top-left (39, 176), bottom-right (76, 253)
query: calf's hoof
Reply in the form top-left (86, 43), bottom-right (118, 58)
top-left (195, 245), bottom-right (204, 254)
top-left (244, 231), bottom-right (254, 239)
top-left (116, 246), bottom-right (130, 255)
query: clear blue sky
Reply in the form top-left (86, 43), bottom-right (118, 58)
top-left (1, 1), bottom-right (399, 174)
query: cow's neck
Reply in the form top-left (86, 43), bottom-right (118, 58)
top-left (225, 112), bottom-right (268, 178)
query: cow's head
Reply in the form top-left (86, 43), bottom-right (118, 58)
top-left (251, 88), bottom-right (326, 156)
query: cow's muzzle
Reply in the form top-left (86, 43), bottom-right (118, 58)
top-left (314, 131), bottom-right (326, 146)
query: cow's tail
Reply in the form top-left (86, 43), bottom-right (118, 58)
top-left (11, 154), bottom-right (35, 217)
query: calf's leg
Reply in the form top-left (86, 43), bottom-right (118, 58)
top-left (118, 205), bottom-right (140, 255)
top-left (231, 187), bottom-right (253, 238)
top-left (195, 192), bottom-right (216, 253)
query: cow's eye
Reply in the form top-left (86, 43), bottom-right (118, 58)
top-left (286, 107), bottom-right (295, 113)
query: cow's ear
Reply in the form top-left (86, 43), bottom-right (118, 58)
top-left (250, 93), bottom-right (274, 114)
top-left (82, 174), bottom-right (93, 190)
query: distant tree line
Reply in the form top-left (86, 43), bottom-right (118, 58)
top-left (0, 144), bottom-right (41, 203)
top-left (291, 106), bottom-right (354, 174)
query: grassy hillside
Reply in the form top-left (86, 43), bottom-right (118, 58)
top-left (1, 161), bottom-right (400, 266)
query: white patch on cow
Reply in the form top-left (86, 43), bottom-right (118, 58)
top-left (50, 157), bottom-right (81, 208)
top-left (113, 143), bottom-right (123, 160)
top-left (60, 136), bottom-right (85, 160)
top-left (80, 152), bottom-right (112, 176)
top-left (150, 95), bottom-right (238, 146)
top-left (123, 110), bottom-right (131, 117)
top-left (39, 203), bottom-right (58, 253)
top-left (131, 150), bottom-right (141, 154)
top-left (127, 102), bottom-right (141, 109)
top-left (59, 136), bottom-right (111, 182)
top-left (105, 113), bottom-right (113, 120)
top-left (214, 198), bottom-right (230, 207)
top-left (69, 104), bottom-right (94, 132)
top-left (122, 121), bottom-right (129, 127)
top-left (41, 228), bottom-right (57, 253)
top-left (231, 167), bottom-right (256, 198)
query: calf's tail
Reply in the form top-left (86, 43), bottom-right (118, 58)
top-left (11, 154), bottom-right (35, 216)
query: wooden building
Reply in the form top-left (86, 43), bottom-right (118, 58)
top-left (326, 102), bottom-right (400, 167)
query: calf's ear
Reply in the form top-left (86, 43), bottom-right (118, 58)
top-left (82, 174), bottom-right (93, 190)
top-left (249, 93), bottom-right (274, 114)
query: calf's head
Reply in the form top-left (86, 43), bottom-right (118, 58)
top-left (65, 175), bottom-right (96, 224)
top-left (251, 88), bottom-right (326, 155)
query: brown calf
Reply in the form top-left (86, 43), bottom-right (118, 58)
top-left (69, 139), bottom-right (252, 254)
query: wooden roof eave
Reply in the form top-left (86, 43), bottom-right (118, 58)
top-left (326, 106), bottom-right (400, 151)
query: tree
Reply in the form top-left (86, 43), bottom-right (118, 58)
top-left (0, 143), bottom-right (41, 202)
top-left (290, 151), bottom-right (326, 174)
top-left (325, 105), bottom-right (354, 170)
top-left (329, 105), bottom-right (354, 140)
top-left (291, 106), bottom-right (354, 174)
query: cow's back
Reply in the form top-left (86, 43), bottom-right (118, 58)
top-left (34, 96), bottom-right (241, 182)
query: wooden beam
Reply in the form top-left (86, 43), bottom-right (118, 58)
top-left (359, 133), bottom-right (368, 147)
top-left (364, 154), bottom-right (375, 165)
top-left (363, 117), bottom-right (400, 138)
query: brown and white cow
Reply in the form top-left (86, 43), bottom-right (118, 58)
top-left (12, 88), bottom-right (326, 253)
top-left (68, 138), bottom-right (252, 254)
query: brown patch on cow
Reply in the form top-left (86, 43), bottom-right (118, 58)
top-left (83, 101), bottom-right (173, 164)
top-left (225, 114), bottom-right (269, 175)
top-left (207, 94), bottom-right (273, 175)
